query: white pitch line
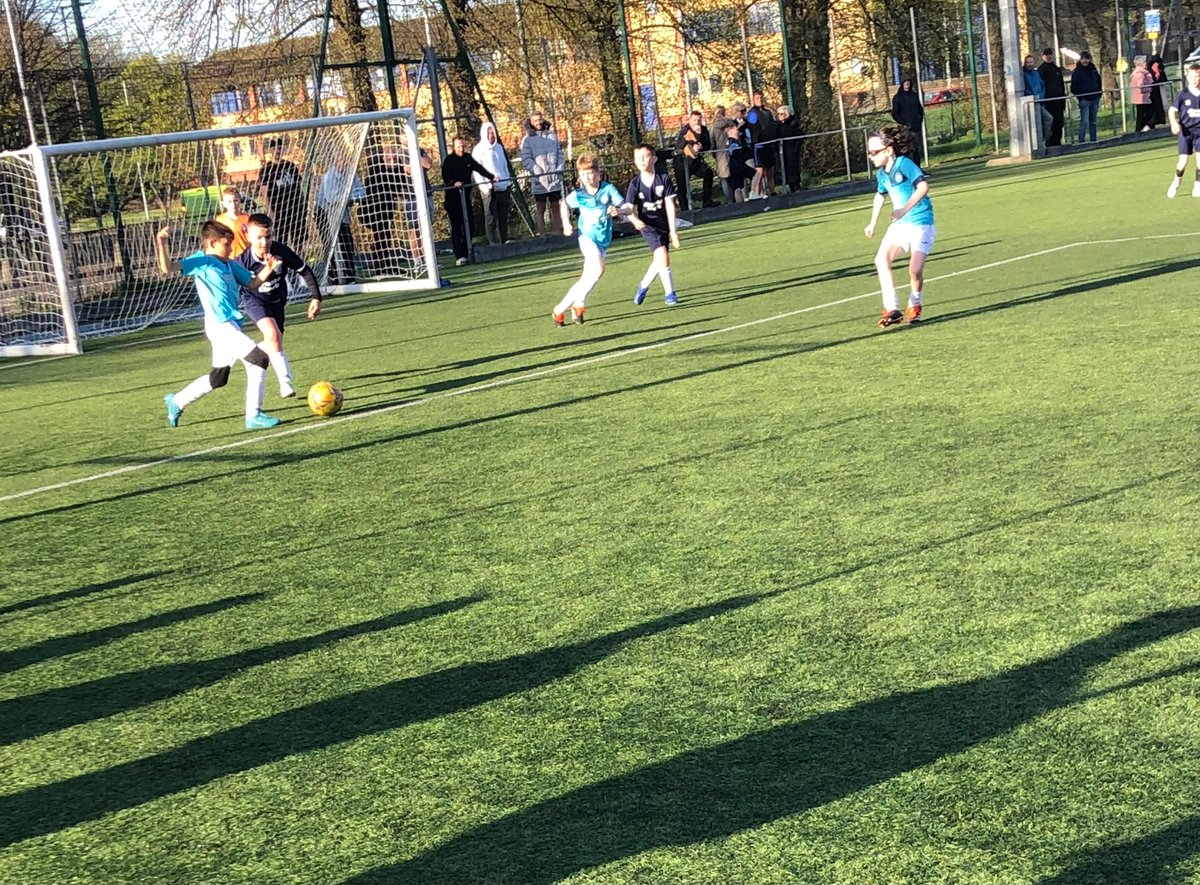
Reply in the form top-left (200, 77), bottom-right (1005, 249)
top-left (1, 235), bottom-right (1195, 505)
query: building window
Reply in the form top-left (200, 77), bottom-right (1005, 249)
top-left (210, 90), bottom-right (240, 115)
top-left (580, 93), bottom-right (594, 112)
top-left (708, 75), bottom-right (723, 93)
top-left (304, 74), bottom-right (345, 99)
top-left (747, 2), bottom-right (781, 36)
top-left (231, 140), bottom-right (243, 158)
top-left (687, 76), bottom-right (700, 97)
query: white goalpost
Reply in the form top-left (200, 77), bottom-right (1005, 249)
top-left (0, 108), bottom-right (439, 357)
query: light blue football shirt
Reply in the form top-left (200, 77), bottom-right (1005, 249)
top-left (876, 155), bottom-right (934, 226)
top-left (566, 181), bottom-right (624, 250)
top-left (180, 251), bottom-right (254, 324)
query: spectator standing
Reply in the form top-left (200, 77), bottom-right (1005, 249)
top-left (1149, 56), bottom-right (1169, 127)
top-left (711, 105), bottom-right (735, 203)
top-left (519, 111), bottom-right (565, 236)
top-left (891, 77), bottom-right (925, 164)
top-left (257, 138), bottom-right (305, 250)
top-left (1022, 54), bottom-right (1051, 148)
top-left (1131, 56), bottom-right (1155, 131)
top-left (673, 110), bottom-right (715, 210)
top-left (315, 153), bottom-right (365, 285)
top-left (1070, 50), bottom-right (1102, 143)
top-left (775, 105), bottom-right (803, 192)
top-left (363, 142), bottom-right (404, 276)
top-left (1038, 48), bottom-right (1067, 146)
top-left (441, 135), bottom-right (494, 266)
top-left (472, 121), bottom-right (513, 245)
top-left (745, 91), bottom-right (777, 197)
top-left (722, 120), bottom-right (752, 201)
top-left (400, 146), bottom-right (433, 268)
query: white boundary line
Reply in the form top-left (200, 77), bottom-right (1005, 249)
top-left (2, 234), bottom-right (1196, 506)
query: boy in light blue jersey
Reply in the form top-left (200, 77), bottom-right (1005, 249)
top-left (863, 126), bottom-right (936, 327)
top-left (156, 220), bottom-right (283, 429)
top-left (552, 154), bottom-right (629, 326)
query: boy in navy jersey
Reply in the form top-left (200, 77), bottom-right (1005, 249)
top-left (626, 143), bottom-right (682, 306)
top-left (863, 126), bottom-right (936, 327)
top-left (237, 213), bottom-right (323, 397)
top-left (552, 154), bottom-right (629, 326)
top-left (1167, 63), bottom-right (1200, 197)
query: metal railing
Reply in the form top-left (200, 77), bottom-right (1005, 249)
top-left (1026, 81), bottom-right (1177, 150)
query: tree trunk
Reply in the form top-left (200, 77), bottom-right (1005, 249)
top-left (332, 0), bottom-right (377, 112)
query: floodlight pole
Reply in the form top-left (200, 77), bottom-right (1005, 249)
top-left (964, 0), bottom-right (983, 146)
top-left (777, 0), bottom-right (794, 109)
top-left (3, 0), bottom-right (38, 147)
top-left (997, 0), bottom-right (1030, 157)
top-left (377, 0), bottom-right (399, 109)
top-left (616, 0), bottom-right (640, 144)
top-left (67, 0), bottom-right (130, 282)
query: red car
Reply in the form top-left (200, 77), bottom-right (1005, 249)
top-left (924, 87), bottom-right (970, 105)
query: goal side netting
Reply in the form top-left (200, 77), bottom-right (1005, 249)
top-left (0, 108), bottom-right (439, 357)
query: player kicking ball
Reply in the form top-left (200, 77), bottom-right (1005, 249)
top-left (1167, 62), bottom-right (1200, 198)
top-left (552, 154), bottom-right (628, 326)
top-left (863, 126), bottom-right (936, 327)
top-left (627, 143), bottom-right (682, 307)
top-left (157, 221), bottom-right (283, 430)
top-left (238, 213), bottom-right (323, 397)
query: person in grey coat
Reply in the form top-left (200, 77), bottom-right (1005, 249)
top-left (519, 110), bottom-right (565, 235)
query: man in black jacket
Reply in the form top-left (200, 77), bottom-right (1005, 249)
top-left (1038, 48), bottom-right (1066, 146)
top-left (673, 110), bottom-right (716, 210)
top-left (1070, 50), bottom-right (1103, 143)
top-left (441, 135), bottom-right (495, 266)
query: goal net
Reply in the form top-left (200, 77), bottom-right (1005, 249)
top-left (0, 108), bottom-right (438, 357)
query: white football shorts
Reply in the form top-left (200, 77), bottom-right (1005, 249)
top-left (205, 318), bottom-right (259, 368)
top-left (884, 222), bottom-right (937, 255)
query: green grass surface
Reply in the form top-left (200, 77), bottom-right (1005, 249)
top-left (2, 139), bottom-right (1198, 884)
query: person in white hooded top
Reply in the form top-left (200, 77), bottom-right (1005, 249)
top-left (472, 121), bottom-right (513, 245)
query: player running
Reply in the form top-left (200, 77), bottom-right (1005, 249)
top-left (863, 125), bottom-right (936, 328)
top-left (626, 143), bottom-right (682, 307)
top-left (552, 155), bottom-right (628, 326)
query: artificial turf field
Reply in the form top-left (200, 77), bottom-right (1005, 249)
top-left (1, 138), bottom-right (1198, 885)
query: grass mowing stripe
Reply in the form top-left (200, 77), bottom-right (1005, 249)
top-left (2, 232), bottom-right (1196, 507)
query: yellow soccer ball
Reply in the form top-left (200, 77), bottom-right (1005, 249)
top-left (307, 380), bottom-right (344, 417)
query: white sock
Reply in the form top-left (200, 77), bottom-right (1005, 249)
top-left (880, 278), bottom-right (899, 312)
top-left (174, 375), bottom-right (213, 409)
top-left (908, 291), bottom-right (922, 306)
top-left (268, 350), bottom-right (292, 388)
top-left (639, 264), bottom-right (658, 290)
top-left (244, 364), bottom-right (267, 419)
top-left (658, 266), bottom-right (675, 295)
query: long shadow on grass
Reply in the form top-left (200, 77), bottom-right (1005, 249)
top-left (0, 571), bottom-right (165, 617)
top-left (1033, 814), bottom-right (1200, 885)
top-left (0, 592), bottom-right (265, 675)
top-left (927, 258), bottom-right (1198, 327)
top-left (345, 604), bottom-right (1200, 885)
top-left (340, 318), bottom-right (717, 397)
top-left (0, 592), bottom-right (769, 847)
top-left (0, 595), bottom-right (482, 746)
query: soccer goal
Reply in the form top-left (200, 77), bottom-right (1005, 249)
top-left (0, 108), bottom-right (439, 357)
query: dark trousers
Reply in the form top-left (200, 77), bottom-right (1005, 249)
top-left (673, 156), bottom-right (714, 209)
top-left (482, 188), bottom-right (511, 245)
top-left (1045, 99), bottom-right (1065, 146)
top-left (444, 190), bottom-right (472, 260)
top-left (315, 205), bottom-right (355, 284)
